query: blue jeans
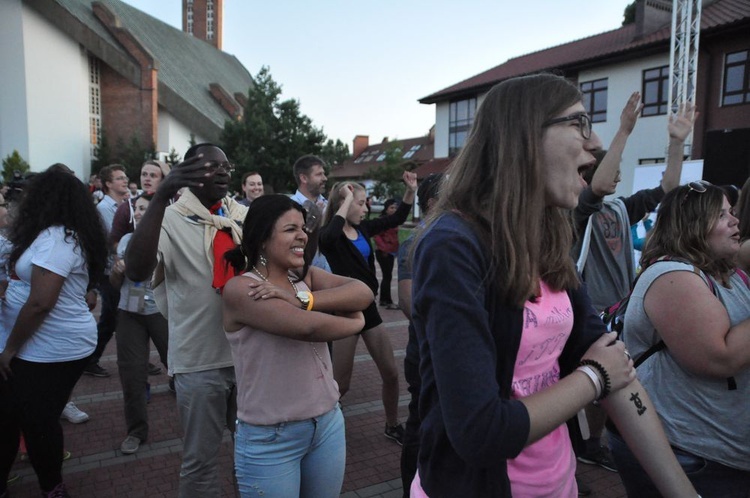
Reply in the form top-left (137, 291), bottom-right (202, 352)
top-left (234, 404), bottom-right (346, 498)
top-left (609, 430), bottom-right (750, 498)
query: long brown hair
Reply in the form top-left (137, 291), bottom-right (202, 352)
top-left (418, 73), bottom-right (582, 307)
top-left (641, 183), bottom-right (734, 279)
top-left (322, 182), bottom-right (366, 226)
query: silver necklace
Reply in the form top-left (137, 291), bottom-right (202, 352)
top-left (250, 266), bottom-right (327, 369)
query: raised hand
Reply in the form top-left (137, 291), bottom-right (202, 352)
top-left (155, 154), bottom-right (211, 200)
top-left (668, 102), bottom-right (698, 142)
top-left (619, 91), bottom-right (644, 135)
top-left (403, 171), bottom-right (418, 191)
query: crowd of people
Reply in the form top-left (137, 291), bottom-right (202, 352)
top-left (1, 71), bottom-right (749, 498)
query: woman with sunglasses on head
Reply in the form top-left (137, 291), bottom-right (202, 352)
top-left (408, 73), bottom-right (697, 498)
top-left (319, 172), bottom-right (417, 444)
top-left (610, 181), bottom-right (750, 497)
top-left (222, 194), bottom-right (372, 498)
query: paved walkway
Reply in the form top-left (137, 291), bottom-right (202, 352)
top-left (6, 280), bottom-right (626, 497)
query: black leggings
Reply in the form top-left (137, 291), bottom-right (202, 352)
top-left (375, 250), bottom-right (395, 304)
top-left (0, 356), bottom-right (88, 493)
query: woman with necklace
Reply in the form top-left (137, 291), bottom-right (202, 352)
top-left (222, 194), bottom-right (373, 498)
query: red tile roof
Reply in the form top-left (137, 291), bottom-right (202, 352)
top-left (420, 0), bottom-right (750, 104)
top-left (330, 135), bottom-right (434, 179)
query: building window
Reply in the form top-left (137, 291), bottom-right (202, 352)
top-left (88, 56), bottom-right (102, 158)
top-left (206, 0), bottom-right (214, 41)
top-left (580, 78), bottom-right (608, 122)
top-left (723, 49), bottom-right (750, 106)
top-left (403, 145), bottom-right (421, 159)
top-left (642, 65), bottom-right (669, 116)
top-left (186, 0), bottom-right (193, 35)
top-left (449, 97), bottom-right (476, 157)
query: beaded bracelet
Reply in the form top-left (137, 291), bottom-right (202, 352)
top-left (578, 359), bottom-right (611, 400)
top-left (576, 365), bottom-right (603, 399)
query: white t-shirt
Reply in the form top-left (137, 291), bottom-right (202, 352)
top-left (0, 226), bottom-right (96, 362)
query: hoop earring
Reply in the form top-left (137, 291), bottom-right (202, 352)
top-left (259, 254), bottom-right (267, 267)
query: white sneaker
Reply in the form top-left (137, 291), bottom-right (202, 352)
top-left (61, 402), bottom-right (89, 424)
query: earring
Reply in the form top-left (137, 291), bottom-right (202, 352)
top-left (259, 254), bottom-right (267, 267)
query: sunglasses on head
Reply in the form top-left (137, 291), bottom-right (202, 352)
top-left (681, 180), bottom-right (712, 205)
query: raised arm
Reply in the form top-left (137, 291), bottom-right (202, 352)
top-left (125, 155), bottom-right (209, 281)
top-left (590, 92), bottom-right (643, 197)
top-left (661, 102), bottom-right (697, 193)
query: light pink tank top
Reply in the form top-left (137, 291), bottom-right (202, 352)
top-left (225, 274), bottom-right (340, 425)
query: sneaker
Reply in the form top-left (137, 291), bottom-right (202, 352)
top-left (83, 363), bottom-right (110, 378)
top-left (120, 435), bottom-right (141, 455)
top-left (577, 446), bottom-right (618, 473)
top-left (147, 362), bottom-right (162, 376)
top-left (60, 402), bottom-right (89, 424)
top-left (384, 423), bottom-right (405, 445)
top-left (385, 303), bottom-right (400, 310)
top-left (62, 450), bottom-right (72, 461)
top-left (575, 476), bottom-right (592, 496)
top-left (43, 482), bottom-right (70, 498)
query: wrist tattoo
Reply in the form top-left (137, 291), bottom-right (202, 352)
top-left (630, 392), bottom-right (647, 416)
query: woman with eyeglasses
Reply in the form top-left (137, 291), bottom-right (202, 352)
top-left (609, 181), bottom-right (750, 496)
top-left (407, 74), bottom-right (697, 497)
top-left (0, 167), bottom-right (107, 498)
top-left (221, 194), bottom-right (372, 497)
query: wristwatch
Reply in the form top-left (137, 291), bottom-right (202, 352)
top-left (296, 291), bottom-right (313, 311)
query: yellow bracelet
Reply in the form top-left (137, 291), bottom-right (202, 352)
top-left (306, 292), bottom-right (314, 311)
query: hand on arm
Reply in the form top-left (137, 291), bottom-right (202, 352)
top-left (0, 265), bottom-right (65, 380)
top-left (125, 154), bottom-right (211, 281)
top-left (520, 332), bottom-right (636, 444)
top-left (224, 275), bottom-right (364, 341)
top-left (662, 102), bottom-right (698, 193)
top-left (590, 92), bottom-right (643, 197)
top-left (334, 184), bottom-right (354, 219)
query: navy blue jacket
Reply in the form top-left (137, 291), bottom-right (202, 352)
top-left (412, 212), bottom-right (605, 497)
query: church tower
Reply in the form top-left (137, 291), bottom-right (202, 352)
top-left (182, 0), bottom-right (223, 50)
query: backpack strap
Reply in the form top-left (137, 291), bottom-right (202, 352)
top-left (576, 217), bottom-right (594, 274)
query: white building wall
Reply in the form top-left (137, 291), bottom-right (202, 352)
top-left (0, 0), bottom-right (30, 165)
top-left (157, 108), bottom-right (207, 160)
top-left (0, 2), bottom-right (91, 179)
top-left (433, 101), bottom-right (450, 158)
top-left (580, 53), bottom-right (672, 197)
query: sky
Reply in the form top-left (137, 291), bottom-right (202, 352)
top-left (122, 1), bottom-right (632, 148)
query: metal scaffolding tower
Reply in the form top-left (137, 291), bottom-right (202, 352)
top-left (668, 0), bottom-right (702, 157)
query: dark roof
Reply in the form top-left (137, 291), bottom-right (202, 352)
top-left (414, 157), bottom-right (453, 179)
top-left (29, 0), bottom-right (254, 139)
top-left (420, 0), bottom-right (750, 104)
top-left (330, 135), bottom-right (434, 179)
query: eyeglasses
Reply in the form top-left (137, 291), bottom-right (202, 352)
top-left (542, 113), bottom-right (592, 140)
top-left (681, 180), bottom-right (711, 205)
top-left (205, 161), bottom-right (235, 174)
top-left (0, 203), bottom-right (8, 208)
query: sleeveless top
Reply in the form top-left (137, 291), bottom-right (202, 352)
top-left (225, 274), bottom-right (340, 425)
top-left (623, 260), bottom-right (750, 470)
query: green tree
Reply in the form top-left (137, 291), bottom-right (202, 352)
top-left (623, 1), bottom-right (636, 25)
top-left (221, 66), bottom-right (335, 194)
top-left (166, 147), bottom-right (181, 167)
top-left (320, 138), bottom-right (350, 168)
top-left (92, 131), bottom-right (155, 180)
top-left (91, 129), bottom-right (113, 173)
top-left (367, 142), bottom-right (412, 200)
top-left (2, 150), bottom-right (30, 183)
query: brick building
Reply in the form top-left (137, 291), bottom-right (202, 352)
top-left (0, 0), bottom-right (252, 178)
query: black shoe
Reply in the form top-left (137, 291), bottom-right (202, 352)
top-left (83, 363), bottom-right (110, 378)
top-left (147, 363), bottom-right (162, 376)
top-left (575, 476), bottom-right (592, 496)
top-left (384, 423), bottom-right (405, 445)
top-left (577, 446), bottom-right (618, 472)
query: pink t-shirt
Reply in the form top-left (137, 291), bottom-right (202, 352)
top-left (507, 280), bottom-right (577, 498)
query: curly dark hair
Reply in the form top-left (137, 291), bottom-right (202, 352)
top-left (7, 167), bottom-right (108, 287)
